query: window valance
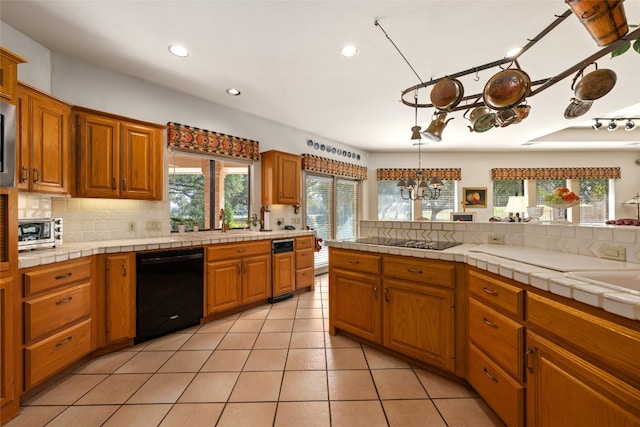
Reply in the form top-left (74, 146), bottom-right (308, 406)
top-left (302, 154), bottom-right (367, 180)
top-left (377, 168), bottom-right (461, 181)
top-left (491, 167), bottom-right (621, 180)
top-left (167, 122), bottom-right (260, 161)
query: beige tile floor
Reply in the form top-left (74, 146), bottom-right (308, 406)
top-left (6, 274), bottom-right (505, 427)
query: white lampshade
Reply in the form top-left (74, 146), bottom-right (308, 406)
top-left (505, 196), bottom-right (528, 214)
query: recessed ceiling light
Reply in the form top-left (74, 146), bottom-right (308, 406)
top-left (505, 47), bottom-right (522, 58)
top-left (340, 45), bottom-right (360, 58)
top-left (226, 88), bottom-right (241, 96)
top-left (168, 44), bottom-right (189, 57)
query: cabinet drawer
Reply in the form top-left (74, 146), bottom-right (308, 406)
top-left (24, 319), bottom-right (92, 389)
top-left (296, 267), bottom-right (314, 289)
top-left (527, 292), bottom-right (640, 386)
top-left (468, 268), bottom-right (523, 318)
top-left (295, 235), bottom-right (315, 250)
top-left (468, 343), bottom-right (524, 427)
top-left (207, 240), bottom-right (271, 261)
top-left (330, 248), bottom-right (380, 274)
top-left (296, 248), bottom-right (314, 269)
top-left (469, 298), bottom-right (524, 381)
top-left (23, 259), bottom-right (92, 297)
top-left (24, 282), bottom-right (91, 343)
top-left (383, 256), bottom-right (454, 288)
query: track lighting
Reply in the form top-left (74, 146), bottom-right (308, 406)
top-left (625, 119), bottom-right (636, 131)
top-left (592, 117), bottom-right (640, 132)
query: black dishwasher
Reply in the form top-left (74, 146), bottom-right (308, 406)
top-left (135, 247), bottom-right (204, 343)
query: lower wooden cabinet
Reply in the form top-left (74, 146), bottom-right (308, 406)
top-left (0, 275), bottom-right (18, 423)
top-left (105, 253), bottom-right (135, 343)
top-left (330, 268), bottom-right (381, 343)
top-left (272, 251), bottom-right (295, 297)
top-left (295, 235), bottom-right (314, 290)
top-left (526, 331), bottom-right (640, 427)
top-left (383, 278), bottom-right (454, 371)
top-left (206, 241), bottom-right (271, 315)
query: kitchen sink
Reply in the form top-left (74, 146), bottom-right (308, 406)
top-left (564, 270), bottom-right (640, 293)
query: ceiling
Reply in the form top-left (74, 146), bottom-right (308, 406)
top-left (2, 0), bottom-right (639, 152)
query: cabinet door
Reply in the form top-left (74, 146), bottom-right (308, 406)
top-left (120, 123), bottom-right (161, 200)
top-left (16, 89), bottom-right (29, 191)
top-left (272, 251), bottom-right (294, 298)
top-left (106, 254), bottom-right (135, 343)
top-left (277, 153), bottom-right (300, 204)
top-left (29, 91), bottom-right (70, 194)
top-left (207, 259), bottom-right (242, 314)
top-left (526, 331), bottom-right (640, 427)
top-left (0, 275), bottom-right (18, 422)
top-left (329, 268), bottom-right (381, 343)
top-left (383, 278), bottom-right (455, 371)
top-left (76, 113), bottom-right (120, 198)
top-left (242, 254), bottom-right (272, 304)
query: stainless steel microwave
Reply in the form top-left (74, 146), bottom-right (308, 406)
top-left (18, 218), bottom-right (64, 251)
top-left (0, 101), bottom-right (17, 187)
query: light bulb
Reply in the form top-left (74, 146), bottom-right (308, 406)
top-left (625, 119), bottom-right (636, 131)
top-left (607, 120), bottom-right (618, 131)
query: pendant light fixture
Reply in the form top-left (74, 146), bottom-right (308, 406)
top-left (411, 90), bottom-right (421, 140)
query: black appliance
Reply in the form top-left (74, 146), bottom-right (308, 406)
top-left (0, 101), bottom-right (16, 187)
top-left (135, 247), bottom-right (204, 343)
top-left (347, 237), bottom-right (462, 251)
top-left (270, 239), bottom-right (295, 303)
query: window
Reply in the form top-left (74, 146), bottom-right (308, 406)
top-left (536, 179), bottom-right (566, 221)
top-left (493, 180), bottom-right (525, 218)
top-left (420, 180), bottom-right (456, 220)
top-left (168, 151), bottom-right (250, 230)
top-left (378, 181), bottom-right (411, 220)
top-left (306, 173), bottom-right (360, 270)
top-left (579, 178), bottom-right (610, 224)
top-left (377, 180), bottom-right (456, 221)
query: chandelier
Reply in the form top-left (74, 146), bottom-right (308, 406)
top-left (398, 95), bottom-right (444, 201)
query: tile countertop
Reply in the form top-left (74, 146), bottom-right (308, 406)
top-left (18, 229), bottom-right (315, 270)
top-left (326, 240), bottom-right (640, 322)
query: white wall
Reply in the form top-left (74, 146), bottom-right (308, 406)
top-left (365, 151), bottom-right (640, 222)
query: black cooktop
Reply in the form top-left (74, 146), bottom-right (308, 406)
top-left (347, 237), bottom-right (462, 251)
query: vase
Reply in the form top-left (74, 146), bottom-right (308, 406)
top-left (545, 202), bottom-right (579, 224)
top-left (178, 224), bottom-right (186, 233)
top-left (250, 224), bottom-right (260, 232)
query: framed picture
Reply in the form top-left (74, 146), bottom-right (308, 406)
top-left (462, 187), bottom-right (487, 208)
top-left (451, 212), bottom-right (476, 222)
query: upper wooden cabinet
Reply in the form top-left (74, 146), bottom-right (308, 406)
top-left (16, 83), bottom-right (71, 194)
top-left (261, 150), bottom-right (301, 205)
top-left (73, 107), bottom-right (165, 200)
top-left (0, 48), bottom-right (26, 104)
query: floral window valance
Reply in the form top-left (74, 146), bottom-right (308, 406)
top-left (377, 168), bottom-right (461, 181)
top-left (302, 154), bottom-right (367, 180)
top-left (167, 122), bottom-right (260, 161)
top-left (491, 167), bottom-right (621, 180)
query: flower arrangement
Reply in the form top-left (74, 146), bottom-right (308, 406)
top-left (543, 187), bottom-right (580, 206)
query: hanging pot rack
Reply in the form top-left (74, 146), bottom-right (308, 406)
top-left (389, 9), bottom-right (640, 112)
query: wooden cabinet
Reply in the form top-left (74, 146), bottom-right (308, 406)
top-left (74, 107), bottom-right (164, 200)
top-left (16, 83), bottom-right (71, 194)
top-left (206, 241), bottom-right (271, 315)
top-left (467, 268), bottom-right (525, 427)
top-left (261, 150), bottom-right (301, 205)
top-left (21, 259), bottom-right (93, 391)
top-left (383, 277), bottom-right (454, 371)
top-left (273, 251), bottom-right (295, 297)
top-left (525, 331), bottom-right (640, 427)
top-left (295, 235), bottom-right (314, 290)
top-left (0, 48), bottom-right (26, 103)
top-left (0, 186), bottom-right (19, 426)
top-left (329, 248), bottom-right (456, 372)
top-left (105, 253), bottom-right (135, 344)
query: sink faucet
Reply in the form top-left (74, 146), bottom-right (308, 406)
top-left (219, 209), bottom-right (229, 232)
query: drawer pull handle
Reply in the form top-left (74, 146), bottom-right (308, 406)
top-left (483, 367), bottom-right (498, 383)
top-left (237, 249), bottom-right (247, 253)
top-left (55, 297), bottom-right (73, 305)
top-left (525, 347), bottom-right (535, 373)
top-left (55, 272), bottom-right (72, 280)
top-left (21, 166), bottom-right (29, 182)
top-left (482, 287), bottom-right (498, 296)
top-left (374, 286), bottom-right (379, 292)
top-left (33, 168), bottom-right (40, 184)
top-left (348, 259), bottom-right (360, 264)
top-left (482, 317), bottom-right (498, 329)
top-left (55, 337), bottom-right (73, 347)
top-left (384, 287), bottom-right (389, 302)
top-left (407, 268), bottom-right (423, 274)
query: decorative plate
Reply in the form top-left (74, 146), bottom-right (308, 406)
top-left (320, 144), bottom-right (325, 151)
top-left (332, 147), bottom-right (337, 154)
top-left (314, 142), bottom-right (319, 149)
top-left (307, 139), bottom-right (313, 147)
